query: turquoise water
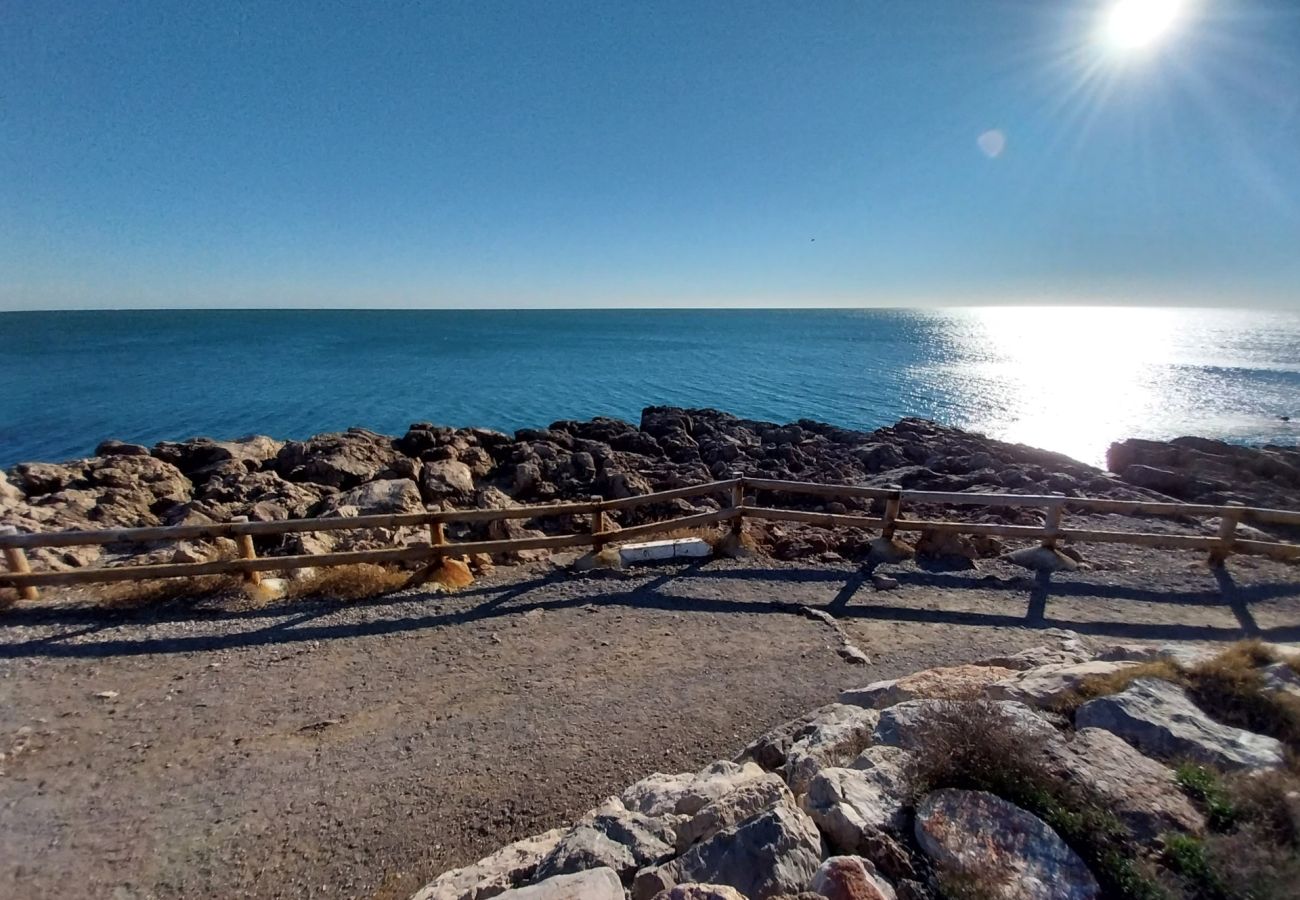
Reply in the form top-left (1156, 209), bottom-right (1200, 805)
top-left (1, 307), bottom-right (1298, 469)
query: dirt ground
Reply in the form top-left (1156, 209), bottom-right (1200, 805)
top-left (2, 544), bottom-right (1299, 900)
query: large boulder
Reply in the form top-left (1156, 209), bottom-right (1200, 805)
top-left (873, 700), bottom-right (1057, 751)
top-left (420, 460), bottom-right (476, 504)
top-left (535, 802), bottom-right (676, 883)
top-left (783, 707), bottom-right (880, 795)
top-left (275, 429), bottom-right (410, 488)
top-left (801, 755), bottom-right (912, 880)
top-left (9, 461), bottom-right (86, 496)
top-left (493, 867), bottom-right (623, 900)
top-left (315, 478), bottom-right (425, 517)
top-left (410, 827), bottom-right (567, 900)
top-left (1034, 727), bottom-right (1205, 843)
top-left (632, 800), bottom-right (822, 900)
top-left (153, 435), bottom-right (283, 478)
top-left (841, 665), bottom-right (1017, 710)
top-left (674, 772), bottom-right (793, 851)
top-left (914, 789), bottom-right (1099, 900)
top-left (622, 761), bottom-right (772, 819)
top-left (737, 704), bottom-right (869, 772)
top-left (1075, 678), bottom-right (1285, 771)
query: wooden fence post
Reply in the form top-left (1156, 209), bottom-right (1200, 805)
top-left (0, 526), bottom-right (39, 602)
top-left (881, 486), bottom-right (902, 540)
top-left (729, 474), bottom-right (745, 536)
top-left (1210, 502), bottom-right (1244, 566)
top-left (428, 518), bottom-right (446, 558)
top-left (1042, 494), bottom-right (1065, 549)
top-left (230, 516), bottom-right (262, 586)
top-left (591, 499), bottom-right (607, 552)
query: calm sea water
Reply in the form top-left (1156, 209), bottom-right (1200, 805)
top-left (1, 307), bottom-right (1298, 470)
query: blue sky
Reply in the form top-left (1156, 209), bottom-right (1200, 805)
top-left (2, 0), bottom-right (1298, 309)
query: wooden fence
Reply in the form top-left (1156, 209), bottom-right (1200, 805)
top-left (2, 475), bottom-right (1299, 601)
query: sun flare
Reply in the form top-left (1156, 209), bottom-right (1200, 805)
top-left (1103, 0), bottom-right (1186, 50)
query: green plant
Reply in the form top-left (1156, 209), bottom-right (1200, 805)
top-left (1175, 763), bottom-right (1237, 831)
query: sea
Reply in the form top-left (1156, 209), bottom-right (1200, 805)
top-left (1, 307), bottom-right (1298, 471)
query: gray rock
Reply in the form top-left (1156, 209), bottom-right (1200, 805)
top-left (623, 761), bottom-right (772, 819)
top-left (632, 801), bottom-right (822, 900)
top-left (421, 459), bottom-right (476, 503)
top-left (914, 789), bottom-right (1099, 900)
top-left (873, 700), bottom-right (1057, 751)
top-left (675, 772), bottom-right (793, 851)
top-left (802, 763), bottom-right (907, 854)
top-left (985, 661), bottom-right (1138, 709)
top-left (410, 827), bottom-right (567, 900)
top-left (493, 867), bottom-right (623, 900)
top-left (1093, 642), bottom-right (1217, 668)
top-left (316, 478), bottom-right (425, 516)
top-left (784, 707), bottom-right (880, 795)
top-left (738, 704), bottom-right (868, 772)
top-left (975, 636), bottom-right (1093, 671)
top-left (1075, 678), bottom-right (1285, 771)
top-left (1035, 727), bottom-right (1205, 843)
top-left (1259, 661), bottom-right (1300, 699)
top-left (535, 825), bottom-right (637, 882)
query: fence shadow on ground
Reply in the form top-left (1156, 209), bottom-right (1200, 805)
top-left (2, 560), bottom-right (1300, 661)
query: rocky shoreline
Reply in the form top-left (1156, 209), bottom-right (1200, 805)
top-left (2, 407), bottom-right (1299, 576)
top-left (409, 633), bottom-right (1300, 900)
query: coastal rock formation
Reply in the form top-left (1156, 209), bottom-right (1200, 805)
top-left (409, 633), bottom-right (1296, 900)
top-left (4, 406), bottom-right (1295, 574)
top-left (1075, 678), bottom-right (1286, 771)
top-left (1108, 435), bottom-right (1300, 531)
top-left (913, 789), bottom-right (1099, 900)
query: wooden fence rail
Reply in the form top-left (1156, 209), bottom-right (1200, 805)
top-left (2, 475), bottom-right (1299, 599)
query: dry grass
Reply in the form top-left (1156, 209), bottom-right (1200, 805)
top-left (1058, 641), bottom-right (1300, 757)
top-left (907, 699), bottom-right (1167, 900)
top-left (282, 563), bottom-right (414, 601)
top-left (93, 574), bottom-right (247, 610)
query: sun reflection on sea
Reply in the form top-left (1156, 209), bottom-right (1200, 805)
top-left (936, 307), bottom-right (1190, 466)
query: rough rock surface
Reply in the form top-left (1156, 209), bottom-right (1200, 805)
top-left (652, 886), bottom-right (749, 900)
top-left (411, 828), bottom-right (567, 900)
top-left (673, 773), bottom-right (794, 852)
top-left (873, 699), bottom-right (1057, 751)
top-left (5, 406), bottom-right (1188, 572)
top-left (738, 704), bottom-right (870, 773)
top-left (1034, 727), bottom-right (1205, 843)
top-left (632, 801), bottom-right (823, 900)
top-left (914, 789), bottom-right (1099, 900)
top-left (1108, 435), bottom-right (1300, 525)
top-left (492, 867), bottom-right (623, 900)
top-left (1075, 678), bottom-right (1285, 771)
top-left (783, 707), bottom-right (880, 795)
top-left (985, 660), bottom-right (1139, 709)
top-left (623, 761), bottom-right (772, 819)
top-left (841, 665), bottom-right (1017, 709)
top-left (810, 856), bottom-right (897, 900)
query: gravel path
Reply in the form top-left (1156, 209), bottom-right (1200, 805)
top-left (1, 546), bottom-right (1298, 899)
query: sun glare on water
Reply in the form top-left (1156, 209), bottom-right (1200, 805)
top-left (1103, 0), bottom-right (1186, 50)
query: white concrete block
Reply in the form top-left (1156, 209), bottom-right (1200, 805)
top-left (618, 537), bottom-right (712, 565)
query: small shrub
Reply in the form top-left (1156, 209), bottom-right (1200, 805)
top-left (96, 574), bottom-right (244, 609)
top-left (1175, 764), bottom-right (1237, 832)
top-left (1187, 647), bottom-right (1300, 753)
top-left (907, 700), bottom-right (1168, 900)
top-left (284, 564), bottom-right (411, 601)
top-left (1056, 660), bottom-right (1184, 712)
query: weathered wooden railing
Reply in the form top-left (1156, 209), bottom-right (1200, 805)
top-left (2, 475), bottom-right (1299, 600)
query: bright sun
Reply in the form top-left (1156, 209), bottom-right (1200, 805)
top-left (1104, 0), bottom-right (1186, 50)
